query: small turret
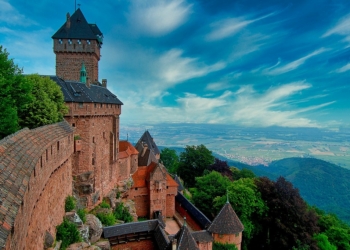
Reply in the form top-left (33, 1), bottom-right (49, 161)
top-left (80, 62), bottom-right (87, 84)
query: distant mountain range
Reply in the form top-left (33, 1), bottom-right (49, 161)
top-left (159, 146), bottom-right (350, 224)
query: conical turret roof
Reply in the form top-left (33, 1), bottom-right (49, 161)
top-left (174, 223), bottom-right (199, 250)
top-left (207, 202), bottom-right (244, 234)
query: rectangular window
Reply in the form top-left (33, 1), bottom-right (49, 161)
top-left (46, 149), bottom-right (48, 161)
top-left (57, 141), bottom-right (60, 151)
top-left (100, 103), bottom-right (103, 108)
top-left (79, 103), bottom-right (83, 108)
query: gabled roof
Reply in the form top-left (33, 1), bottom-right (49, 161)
top-left (50, 76), bottom-right (123, 104)
top-left (52, 8), bottom-right (103, 41)
top-left (103, 219), bottom-right (159, 238)
top-left (136, 131), bottom-right (160, 155)
top-left (174, 224), bottom-right (199, 250)
top-left (207, 202), bottom-right (244, 235)
top-left (173, 175), bottom-right (184, 191)
top-left (119, 141), bottom-right (138, 159)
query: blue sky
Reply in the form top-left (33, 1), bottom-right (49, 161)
top-left (1, 0), bottom-right (349, 129)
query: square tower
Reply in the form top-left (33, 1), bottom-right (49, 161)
top-left (52, 8), bottom-right (103, 82)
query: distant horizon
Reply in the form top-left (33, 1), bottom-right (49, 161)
top-left (2, 0), bottom-right (350, 129)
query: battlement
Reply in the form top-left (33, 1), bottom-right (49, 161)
top-left (53, 38), bottom-right (100, 59)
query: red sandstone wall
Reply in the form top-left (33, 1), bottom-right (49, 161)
top-left (3, 124), bottom-right (74, 250)
top-left (111, 239), bottom-right (154, 250)
top-left (166, 194), bottom-right (175, 218)
top-left (133, 195), bottom-right (150, 218)
top-left (213, 233), bottom-right (242, 250)
top-left (198, 242), bottom-right (212, 250)
top-left (53, 39), bottom-right (100, 82)
top-left (175, 201), bottom-right (202, 231)
top-left (64, 107), bottom-right (121, 208)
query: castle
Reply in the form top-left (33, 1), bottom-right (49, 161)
top-left (0, 8), bottom-right (243, 250)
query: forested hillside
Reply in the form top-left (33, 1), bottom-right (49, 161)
top-left (252, 157), bottom-right (350, 224)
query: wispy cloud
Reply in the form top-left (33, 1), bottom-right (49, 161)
top-left (334, 63), bottom-right (350, 73)
top-left (159, 49), bottom-right (226, 84)
top-left (207, 12), bottom-right (275, 41)
top-left (323, 14), bottom-right (350, 43)
top-left (128, 0), bottom-right (192, 36)
top-left (0, 0), bottom-right (37, 26)
top-left (263, 48), bottom-right (328, 75)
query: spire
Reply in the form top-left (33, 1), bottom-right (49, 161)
top-left (226, 189), bottom-right (229, 203)
top-left (80, 62), bottom-right (87, 83)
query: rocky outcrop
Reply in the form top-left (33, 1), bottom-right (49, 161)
top-left (65, 211), bottom-right (83, 226)
top-left (85, 214), bottom-right (103, 243)
top-left (66, 242), bottom-right (101, 250)
top-left (44, 231), bottom-right (54, 249)
top-left (94, 241), bottom-right (111, 250)
top-left (78, 224), bottom-right (90, 243)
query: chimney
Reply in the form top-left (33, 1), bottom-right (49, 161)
top-left (102, 79), bottom-right (107, 88)
top-left (66, 13), bottom-right (71, 29)
top-left (141, 143), bottom-right (148, 157)
top-left (172, 239), bottom-right (177, 250)
top-left (86, 77), bottom-right (90, 88)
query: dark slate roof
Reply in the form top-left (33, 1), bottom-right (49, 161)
top-left (154, 225), bottom-right (170, 250)
top-left (173, 175), bottom-right (184, 192)
top-left (192, 230), bottom-right (213, 243)
top-left (174, 224), bottom-right (199, 250)
top-left (52, 8), bottom-right (103, 40)
top-left (50, 76), bottom-right (123, 104)
top-left (103, 220), bottom-right (159, 238)
top-left (175, 192), bottom-right (211, 229)
top-left (0, 121), bottom-right (73, 247)
top-left (136, 146), bottom-right (158, 166)
top-left (137, 131), bottom-right (160, 155)
top-left (207, 202), bottom-right (244, 234)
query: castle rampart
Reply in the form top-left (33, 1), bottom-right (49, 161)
top-left (0, 121), bottom-right (74, 249)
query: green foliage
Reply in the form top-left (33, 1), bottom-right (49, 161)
top-left (214, 178), bottom-right (267, 247)
top-left (177, 144), bottom-right (215, 187)
top-left (100, 200), bottom-right (111, 209)
top-left (231, 168), bottom-right (256, 180)
top-left (56, 219), bottom-right (81, 249)
top-left (65, 196), bottom-right (76, 212)
top-left (96, 212), bottom-right (116, 226)
top-left (160, 148), bottom-right (179, 174)
top-left (77, 209), bottom-right (87, 223)
top-left (253, 177), bottom-right (320, 250)
top-left (314, 234), bottom-right (337, 250)
top-left (0, 46), bottom-right (32, 139)
top-left (114, 203), bottom-right (133, 223)
top-left (191, 171), bottom-right (231, 218)
top-left (213, 242), bottom-right (238, 250)
top-left (20, 74), bottom-right (67, 129)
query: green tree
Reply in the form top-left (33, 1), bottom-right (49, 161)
top-left (160, 148), bottom-right (179, 174)
top-left (314, 234), bottom-right (337, 250)
top-left (177, 144), bottom-right (215, 187)
top-left (214, 178), bottom-right (267, 248)
top-left (0, 46), bottom-right (32, 138)
top-left (56, 219), bottom-right (81, 249)
top-left (191, 171), bottom-right (231, 218)
top-left (213, 242), bottom-right (238, 250)
top-left (231, 167), bottom-right (256, 180)
top-left (254, 177), bottom-right (319, 250)
top-left (20, 74), bottom-right (67, 129)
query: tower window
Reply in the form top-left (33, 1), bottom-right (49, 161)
top-left (68, 39), bottom-right (72, 44)
top-left (87, 40), bottom-right (90, 45)
top-left (77, 39), bottom-right (81, 44)
top-left (79, 103), bottom-right (83, 108)
top-left (58, 39), bottom-right (63, 44)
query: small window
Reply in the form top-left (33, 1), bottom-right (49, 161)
top-left (94, 103), bottom-right (97, 108)
top-left (103, 132), bottom-right (105, 139)
top-left (72, 123), bottom-right (75, 127)
top-left (40, 156), bottom-right (43, 168)
top-left (92, 158), bottom-right (95, 165)
top-left (46, 149), bottom-right (48, 161)
top-left (51, 145), bottom-right (53, 155)
top-left (57, 141), bottom-right (60, 151)
top-left (135, 188), bottom-right (138, 191)
top-left (79, 103), bottom-right (83, 108)
top-left (100, 103), bottom-right (103, 108)
top-left (92, 137), bottom-right (95, 143)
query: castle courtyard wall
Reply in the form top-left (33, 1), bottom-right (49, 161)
top-left (0, 122), bottom-right (74, 250)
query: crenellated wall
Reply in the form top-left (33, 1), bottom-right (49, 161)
top-left (0, 122), bottom-right (74, 250)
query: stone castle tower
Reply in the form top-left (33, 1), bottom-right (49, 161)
top-left (52, 8), bottom-right (103, 82)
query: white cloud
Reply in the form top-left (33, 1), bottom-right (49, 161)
top-left (323, 14), bottom-right (350, 43)
top-left (0, 0), bottom-right (37, 26)
top-left (334, 63), bottom-right (350, 73)
top-left (159, 49), bottom-right (226, 84)
top-left (128, 0), bottom-right (192, 36)
top-left (264, 48), bottom-right (327, 75)
top-left (207, 12), bottom-right (275, 41)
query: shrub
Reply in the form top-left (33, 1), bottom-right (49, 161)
top-left (114, 203), bottom-right (133, 223)
top-left (77, 209), bottom-right (87, 223)
top-left (100, 200), bottom-right (110, 209)
top-left (96, 212), bottom-right (116, 226)
top-left (213, 242), bottom-right (238, 250)
top-left (56, 219), bottom-right (81, 249)
top-left (65, 196), bottom-right (76, 212)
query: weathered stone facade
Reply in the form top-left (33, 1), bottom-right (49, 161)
top-left (0, 122), bottom-right (74, 250)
